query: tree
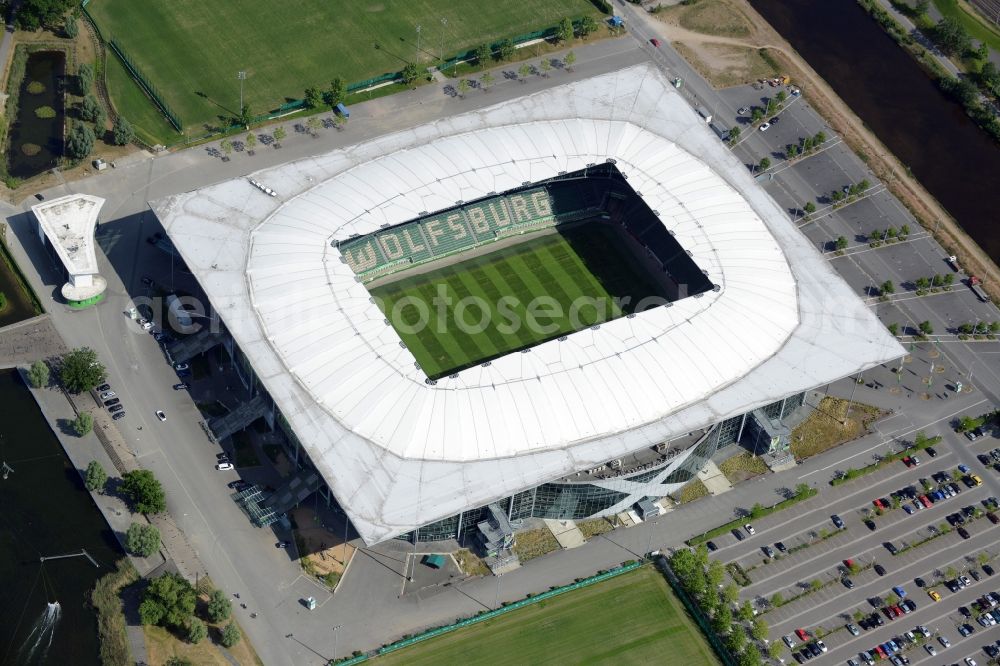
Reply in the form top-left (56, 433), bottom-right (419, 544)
top-left (830, 189), bottom-right (844, 203)
top-left (27, 360), bottom-right (49, 388)
top-left (932, 273), bottom-right (944, 287)
top-left (887, 322), bottom-right (899, 336)
top-left (758, 157), bottom-right (771, 171)
top-left (939, 74), bottom-right (979, 106)
top-left (80, 94), bottom-right (101, 122)
top-left (64, 17), bottom-right (77, 39)
top-left (206, 589), bottom-right (232, 622)
top-left (219, 139), bottom-right (233, 161)
top-left (919, 320), bottom-right (934, 336)
top-left (766, 98), bottom-right (777, 115)
top-left (769, 592), bottom-right (784, 606)
top-left (245, 132), bottom-right (257, 155)
top-left (65, 123), bottom-right (95, 159)
top-left (457, 78), bottom-right (470, 97)
top-left (238, 104), bottom-right (252, 129)
top-left (751, 107), bottom-right (764, 122)
top-left (72, 411), bottom-right (93, 436)
top-left (814, 131), bottom-right (827, 144)
top-left (579, 16), bottom-right (598, 37)
top-left (900, 223), bottom-right (910, 236)
top-left (120, 469), bottom-right (166, 514)
top-left (915, 276), bottom-right (931, 290)
top-left (835, 236), bottom-right (848, 250)
top-left (304, 86), bottom-right (323, 109)
top-left (564, 50), bottom-right (577, 70)
top-left (915, 0), bottom-right (930, 13)
top-left (111, 116), bottom-right (134, 146)
top-left (518, 63), bottom-right (532, 81)
top-left (557, 17), bottom-right (574, 43)
top-left (187, 617), bottom-right (207, 644)
top-left (77, 63), bottom-right (94, 95)
top-left (721, 583), bottom-right (739, 605)
top-left (59, 348), bottom-right (104, 393)
top-left (728, 126), bottom-right (740, 143)
top-left (272, 125), bottom-right (286, 146)
top-left (400, 63), bottom-right (419, 85)
top-left (810, 578), bottom-right (823, 591)
top-left (707, 559), bottom-right (725, 589)
top-left (802, 136), bottom-right (814, 152)
top-left (768, 641), bottom-right (785, 660)
top-left (326, 78), bottom-right (345, 107)
top-left (776, 90), bottom-right (787, 103)
top-left (711, 604), bottom-right (733, 635)
top-left (480, 71), bottom-right (494, 91)
top-left (803, 201), bottom-right (816, 214)
top-left (786, 144), bottom-right (799, 158)
top-left (84, 460), bottom-right (107, 492)
top-left (979, 552), bottom-right (991, 566)
top-left (540, 58), bottom-right (552, 77)
top-left (750, 617), bottom-right (769, 641)
top-left (474, 43), bottom-right (491, 66)
top-left (795, 482), bottom-right (811, 497)
top-left (933, 18), bottom-right (972, 56)
top-left (724, 628), bottom-right (745, 654)
top-left (125, 522), bottom-right (161, 557)
top-left (737, 600), bottom-right (755, 622)
top-left (737, 644), bottom-right (762, 666)
top-left (497, 38), bottom-right (515, 61)
top-left (881, 280), bottom-right (895, 295)
top-left (220, 622), bottom-right (241, 648)
top-left (16, 0), bottom-right (76, 30)
top-left (140, 572), bottom-right (196, 628)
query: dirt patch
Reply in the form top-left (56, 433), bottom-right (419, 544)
top-left (290, 506), bottom-right (355, 588)
top-left (577, 517), bottom-right (616, 539)
top-left (453, 548), bottom-right (490, 576)
top-left (671, 0), bottom-right (754, 38)
top-left (717, 451), bottom-right (770, 483)
top-left (673, 41), bottom-right (780, 88)
top-left (790, 396), bottom-right (885, 459)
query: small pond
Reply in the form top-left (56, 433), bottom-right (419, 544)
top-left (7, 50), bottom-right (65, 179)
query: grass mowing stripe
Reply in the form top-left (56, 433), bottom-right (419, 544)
top-left (477, 262), bottom-right (540, 349)
top-left (537, 240), bottom-right (617, 325)
top-left (442, 268), bottom-right (507, 359)
top-left (414, 280), bottom-right (478, 373)
top-left (374, 289), bottom-right (442, 374)
top-left (512, 246), bottom-right (577, 331)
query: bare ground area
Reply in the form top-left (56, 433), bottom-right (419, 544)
top-left (790, 396), bottom-right (886, 459)
top-left (644, 0), bottom-right (1000, 298)
top-left (290, 507), bottom-right (356, 587)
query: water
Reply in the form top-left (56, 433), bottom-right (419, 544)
top-left (0, 369), bottom-right (120, 666)
top-left (0, 251), bottom-right (38, 327)
top-left (750, 0), bottom-right (1000, 263)
top-left (7, 51), bottom-right (65, 180)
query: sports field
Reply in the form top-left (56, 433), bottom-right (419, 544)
top-left (86, 0), bottom-right (598, 142)
top-left (374, 565), bottom-right (718, 665)
top-left (370, 224), bottom-right (669, 379)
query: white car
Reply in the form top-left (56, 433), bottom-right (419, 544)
top-left (815, 639), bottom-right (826, 653)
top-left (758, 122), bottom-right (770, 132)
top-left (924, 644), bottom-right (936, 656)
top-left (937, 635), bottom-right (950, 648)
top-left (140, 320), bottom-right (153, 331)
top-left (744, 524), bottom-right (755, 535)
top-left (155, 410), bottom-right (166, 422)
top-left (966, 659), bottom-right (977, 666)
top-left (100, 391), bottom-right (116, 400)
top-left (216, 462), bottom-right (234, 471)
top-left (783, 635), bottom-right (796, 648)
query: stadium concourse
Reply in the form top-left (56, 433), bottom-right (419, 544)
top-left (151, 63), bottom-right (904, 548)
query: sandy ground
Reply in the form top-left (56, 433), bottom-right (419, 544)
top-left (290, 506), bottom-right (355, 576)
top-left (646, 0), bottom-right (1000, 300)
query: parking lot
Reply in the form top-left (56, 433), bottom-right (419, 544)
top-left (706, 427), bottom-right (1000, 665)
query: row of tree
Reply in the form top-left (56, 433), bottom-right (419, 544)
top-left (667, 546), bottom-right (775, 666)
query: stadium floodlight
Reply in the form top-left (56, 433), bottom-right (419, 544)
top-left (415, 24), bottom-right (421, 60)
top-left (237, 70), bottom-right (246, 114)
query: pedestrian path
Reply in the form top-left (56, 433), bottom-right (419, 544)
top-left (544, 519), bottom-right (586, 549)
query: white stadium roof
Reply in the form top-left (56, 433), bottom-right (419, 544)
top-left (153, 64), bottom-right (903, 544)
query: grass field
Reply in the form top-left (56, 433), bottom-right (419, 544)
top-left (374, 565), bottom-right (717, 666)
top-left (86, 0), bottom-right (598, 143)
top-left (370, 224), bottom-right (668, 379)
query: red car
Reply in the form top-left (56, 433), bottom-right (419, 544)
top-left (919, 495), bottom-right (932, 508)
top-left (650, 38), bottom-right (662, 47)
top-left (795, 628), bottom-right (809, 641)
top-left (875, 645), bottom-right (887, 658)
top-left (902, 456), bottom-right (914, 467)
top-left (873, 498), bottom-right (886, 509)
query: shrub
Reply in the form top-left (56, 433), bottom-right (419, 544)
top-left (206, 589), bottom-right (231, 622)
top-left (26, 81), bottom-right (45, 94)
top-left (120, 469), bottom-right (166, 514)
top-left (84, 460), bottom-right (107, 492)
top-left (220, 622), bottom-right (241, 648)
top-left (27, 360), bottom-right (49, 388)
top-left (125, 522), bottom-right (160, 557)
top-left (186, 617), bottom-right (207, 644)
top-left (73, 411), bottom-right (94, 436)
top-left (34, 105), bottom-right (55, 118)
top-left (112, 116), bottom-right (134, 146)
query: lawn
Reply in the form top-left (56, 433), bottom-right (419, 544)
top-left (933, 0), bottom-right (1000, 54)
top-left (86, 0), bottom-right (598, 142)
top-left (370, 224), bottom-right (666, 379)
top-left (373, 565), bottom-right (718, 666)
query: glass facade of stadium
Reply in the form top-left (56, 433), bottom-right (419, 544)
top-left (218, 332), bottom-right (804, 543)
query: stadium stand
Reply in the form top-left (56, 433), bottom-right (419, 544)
top-left (337, 165), bottom-right (711, 297)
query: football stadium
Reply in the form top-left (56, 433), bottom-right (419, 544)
top-left (152, 64), bottom-right (904, 551)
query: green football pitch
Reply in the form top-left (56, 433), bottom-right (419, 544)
top-left (86, 0), bottom-right (598, 143)
top-left (369, 224), bottom-right (669, 379)
top-left (373, 565), bottom-right (718, 666)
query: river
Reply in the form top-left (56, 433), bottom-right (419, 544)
top-left (0, 369), bottom-right (120, 666)
top-left (750, 0), bottom-right (1000, 263)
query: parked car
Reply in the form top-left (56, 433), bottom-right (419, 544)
top-left (758, 122), bottom-right (770, 132)
top-left (984, 564), bottom-right (995, 576)
top-left (155, 410), bottom-right (167, 422)
top-left (173, 383), bottom-right (190, 390)
top-left (215, 462), bottom-right (234, 471)
top-left (104, 398), bottom-right (120, 407)
top-left (884, 542), bottom-right (898, 555)
top-left (96, 383), bottom-right (110, 392)
top-left (762, 545), bottom-right (775, 558)
top-left (783, 635), bottom-right (796, 648)
top-left (100, 391), bottom-right (116, 400)
top-left (874, 563), bottom-right (886, 576)
top-left (706, 540), bottom-right (718, 551)
top-left (846, 623), bottom-right (860, 636)
top-left (174, 362), bottom-right (189, 372)
top-left (744, 524), bottom-right (755, 535)
top-left (737, 106), bottom-right (749, 115)
top-left (960, 574), bottom-right (972, 587)
top-left (775, 541), bottom-right (787, 552)
top-left (893, 585), bottom-right (906, 598)
top-left (865, 519), bottom-right (877, 531)
top-left (649, 38), bottom-right (661, 47)
top-left (732, 529), bottom-right (745, 541)
top-left (112, 411), bottom-right (126, 421)
top-left (957, 623), bottom-right (973, 636)
top-left (924, 644), bottom-right (936, 656)
top-left (926, 446), bottom-right (937, 457)
top-left (109, 404), bottom-right (124, 413)
top-left (276, 541), bottom-right (290, 549)
top-left (831, 514), bottom-right (844, 528)
top-left (795, 628), bottom-right (810, 641)
top-left (928, 589), bottom-right (941, 601)
top-left (843, 577), bottom-right (855, 589)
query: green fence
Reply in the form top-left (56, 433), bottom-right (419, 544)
top-left (107, 38), bottom-right (182, 131)
top-left (329, 561), bottom-right (644, 665)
